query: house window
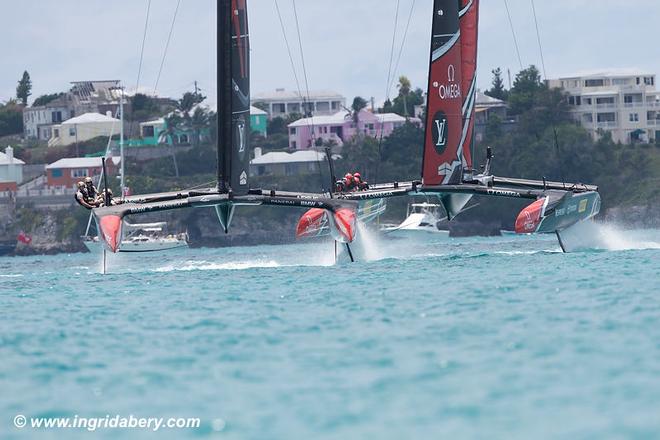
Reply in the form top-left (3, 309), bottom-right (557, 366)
top-left (644, 77), bottom-right (654, 86)
top-left (143, 125), bottom-right (155, 138)
top-left (629, 113), bottom-right (639, 122)
top-left (69, 127), bottom-right (76, 137)
top-left (51, 169), bottom-right (63, 178)
top-left (585, 79), bottom-right (604, 87)
top-left (290, 127), bottom-right (296, 135)
top-left (52, 111), bottom-right (63, 123)
top-left (71, 169), bottom-right (89, 178)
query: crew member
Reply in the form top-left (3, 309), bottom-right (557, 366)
top-left (84, 177), bottom-right (101, 207)
top-left (343, 173), bottom-right (354, 192)
top-left (354, 172), bottom-right (369, 191)
top-left (74, 181), bottom-right (95, 209)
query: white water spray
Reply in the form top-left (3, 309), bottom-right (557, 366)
top-left (560, 221), bottom-right (660, 252)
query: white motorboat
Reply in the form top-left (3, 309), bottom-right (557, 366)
top-left (83, 222), bottom-right (188, 253)
top-left (383, 203), bottom-right (449, 236)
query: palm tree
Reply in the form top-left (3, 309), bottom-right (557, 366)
top-left (397, 76), bottom-right (412, 117)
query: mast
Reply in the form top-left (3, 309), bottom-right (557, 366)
top-left (217, 0), bottom-right (232, 192)
top-left (217, 0), bottom-right (251, 194)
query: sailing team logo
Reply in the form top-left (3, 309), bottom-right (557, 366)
top-left (432, 111), bottom-right (448, 154)
top-left (433, 64), bottom-right (461, 101)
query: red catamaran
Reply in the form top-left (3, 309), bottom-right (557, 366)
top-left (88, 0), bottom-right (601, 259)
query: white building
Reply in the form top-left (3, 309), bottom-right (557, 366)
top-left (250, 147), bottom-right (327, 177)
top-left (0, 146), bottom-right (25, 190)
top-left (252, 89), bottom-right (346, 119)
top-left (48, 112), bottom-right (121, 147)
top-left (548, 69), bottom-right (660, 144)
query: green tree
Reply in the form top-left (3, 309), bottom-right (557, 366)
top-left (16, 71), bottom-right (32, 105)
top-left (396, 76), bottom-right (412, 117)
top-left (0, 100), bottom-right (24, 136)
top-left (32, 92), bottom-right (65, 107)
top-left (349, 96), bottom-right (368, 125)
top-left (508, 65), bottom-right (543, 115)
top-left (486, 67), bottom-right (508, 101)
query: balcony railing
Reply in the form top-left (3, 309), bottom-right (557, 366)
top-left (595, 103), bottom-right (617, 109)
top-left (596, 121), bottom-right (618, 128)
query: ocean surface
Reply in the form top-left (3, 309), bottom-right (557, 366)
top-left (1, 224), bottom-right (659, 439)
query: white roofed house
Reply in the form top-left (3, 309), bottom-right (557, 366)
top-left (48, 113), bottom-right (121, 148)
top-left (0, 147), bottom-right (25, 191)
top-left (249, 147), bottom-right (328, 177)
top-left (287, 109), bottom-right (420, 150)
top-left (45, 156), bottom-right (120, 189)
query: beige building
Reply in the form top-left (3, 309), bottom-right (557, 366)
top-left (548, 69), bottom-right (660, 144)
top-left (48, 112), bottom-right (121, 147)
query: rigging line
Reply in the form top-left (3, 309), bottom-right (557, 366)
top-left (128, 0), bottom-right (152, 139)
top-left (291, 0), bottom-right (326, 190)
top-left (503, 0), bottom-right (523, 70)
top-left (153, 0), bottom-right (183, 96)
top-left (376, 0), bottom-right (401, 183)
top-left (273, 0), bottom-right (304, 103)
top-left (529, 0), bottom-right (564, 184)
top-left (388, 0), bottom-right (416, 97)
top-left (530, 0), bottom-right (547, 79)
top-left (134, 0), bottom-right (152, 94)
top-left (291, 0), bottom-right (315, 134)
top-left (384, 0), bottom-right (401, 103)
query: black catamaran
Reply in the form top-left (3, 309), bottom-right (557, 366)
top-left (88, 0), bottom-right (600, 257)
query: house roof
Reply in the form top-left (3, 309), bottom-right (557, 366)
top-left (476, 92), bottom-right (506, 107)
top-left (252, 89), bottom-right (344, 102)
top-left (46, 156), bottom-right (120, 169)
top-left (61, 112), bottom-right (120, 125)
top-left (288, 110), bottom-right (413, 128)
top-left (0, 150), bottom-right (25, 166)
top-left (250, 105), bottom-right (268, 116)
top-left (555, 68), bottom-right (654, 79)
top-left (251, 150), bottom-right (326, 165)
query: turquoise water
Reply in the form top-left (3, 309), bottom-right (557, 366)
top-left (1, 225), bottom-right (659, 439)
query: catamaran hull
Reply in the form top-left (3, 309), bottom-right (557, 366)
top-left (515, 191), bottom-right (601, 234)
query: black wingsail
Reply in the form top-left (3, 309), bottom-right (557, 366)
top-left (218, 0), bottom-right (251, 195)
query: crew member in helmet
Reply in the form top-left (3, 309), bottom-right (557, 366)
top-left (84, 177), bottom-right (101, 207)
top-left (74, 181), bottom-right (95, 209)
top-left (343, 173), bottom-right (354, 192)
top-left (353, 172), bottom-right (369, 191)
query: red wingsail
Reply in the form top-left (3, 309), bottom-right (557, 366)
top-left (459, 0), bottom-right (479, 169)
top-left (422, 0), bottom-right (465, 185)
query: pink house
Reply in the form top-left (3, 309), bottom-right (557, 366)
top-left (287, 110), bottom-right (421, 150)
